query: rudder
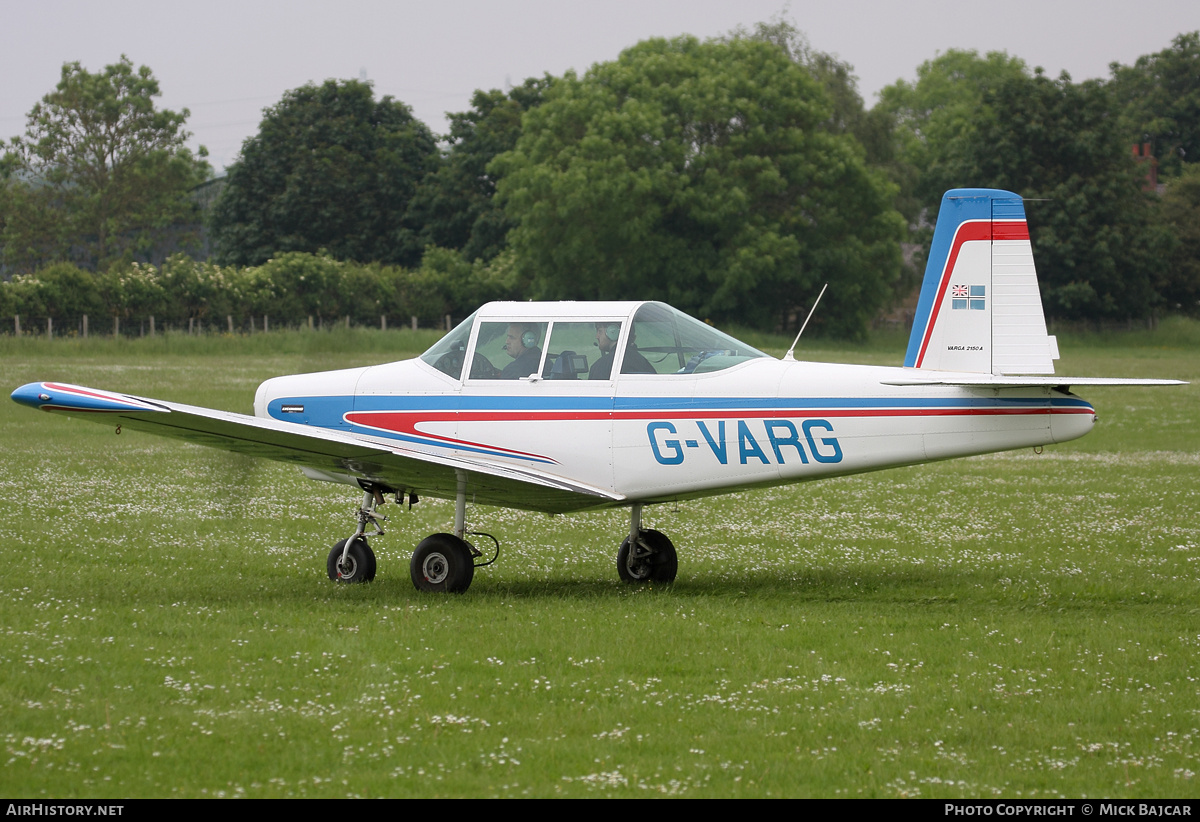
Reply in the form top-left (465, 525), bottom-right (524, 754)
top-left (904, 189), bottom-right (1058, 375)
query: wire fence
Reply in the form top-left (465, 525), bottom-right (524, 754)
top-left (7, 313), bottom-right (458, 338)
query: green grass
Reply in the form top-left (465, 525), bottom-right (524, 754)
top-left (1, 326), bottom-right (1197, 798)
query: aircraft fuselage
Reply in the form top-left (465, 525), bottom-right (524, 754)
top-left (255, 355), bottom-right (1095, 511)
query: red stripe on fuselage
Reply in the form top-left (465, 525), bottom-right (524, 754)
top-left (346, 404), bottom-right (1089, 446)
top-left (346, 411), bottom-right (559, 461)
top-left (348, 407), bottom-right (1080, 431)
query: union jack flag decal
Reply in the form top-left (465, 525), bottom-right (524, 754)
top-left (951, 285), bottom-right (985, 310)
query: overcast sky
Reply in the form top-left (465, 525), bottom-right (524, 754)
top-left (2, 0), bottom-right (1198, 171)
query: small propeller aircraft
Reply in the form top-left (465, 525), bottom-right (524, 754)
top-left (11, 189), bottom-right (1184, 592)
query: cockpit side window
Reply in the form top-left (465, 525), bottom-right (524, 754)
top-left (543, 321), bottom-right (622, 380)
top-left (471, 321), bottom-right (549, 380)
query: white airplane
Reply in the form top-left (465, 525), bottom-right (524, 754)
top-left (11, 188), bottom-right (1183, 593)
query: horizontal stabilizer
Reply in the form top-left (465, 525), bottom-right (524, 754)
top-left (882, 376), bottom-right (1186, 388)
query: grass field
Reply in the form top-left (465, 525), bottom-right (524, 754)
top-left (1, 324), bottom-right (1197, 798)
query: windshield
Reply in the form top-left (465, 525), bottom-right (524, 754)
top-left (625, 302), bottom-right (768, 374)
top-left (420, 303), bottom-right (768, 381)
top-left (419, 311), bottom-right (478, 379)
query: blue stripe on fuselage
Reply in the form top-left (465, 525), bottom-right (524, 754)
top-left (269, 394), bottom-right (1087, 422)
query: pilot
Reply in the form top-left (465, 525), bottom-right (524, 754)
top-left (590, 322), bottom-right (654, 379)
top-left (500, 323), bottom-right (542, 379)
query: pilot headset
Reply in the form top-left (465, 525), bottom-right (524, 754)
top-left (521, 328), bottom-right (538, 349)
top-left (604, 323), bottom-right (620, 342)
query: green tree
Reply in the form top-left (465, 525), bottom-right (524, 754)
top-left (253, 252), bottom-right (350, 322)
top-left (210, 79), bottom-right (438, 267)
top-left (155, 254), bottom-right (245, 326)
top-left (97, 261), bottom-right (166, 326)
top-left (408, 77), bottom-right (551, 263)
top-left (0, 56), bottom-right (210, 272)
top-left (725, 16), bottom-right (914, 288)
top-left (961, 71), bottom-right (1170, 321)
top-left (877, 49), bottom-right (1030, 214)
top-left (724, 16), bottom-right (896, 169)
top-left (494, 35), bottom-right (903, 337)
top-left (1159, 163), bottom-right (1200, 315)
top-left (6, 262), bottom-right (104, 334)
top-left (1109, 31), bottom-right (1200, 179)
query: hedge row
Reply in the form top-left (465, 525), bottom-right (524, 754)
top-left (0, 248), bottom-right (519, 334)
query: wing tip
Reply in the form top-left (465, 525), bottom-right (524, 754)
top-left (11, 382), bottom-right (169, 413)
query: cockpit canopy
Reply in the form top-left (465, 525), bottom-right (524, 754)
top-left (420, 301), bottom-right (769, 382)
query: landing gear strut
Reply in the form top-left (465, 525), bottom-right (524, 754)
top-left (408, 469), bottom-right (482, 593)
top-left (328, 479), bottom-right (682, 592)
top-left (324, 475), bottom-right (490, 593)
top-left (617, 504), bottom-right (678, 584)
top-left (328, 487), bottom-right (386, 583)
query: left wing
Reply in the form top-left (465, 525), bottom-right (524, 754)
top-left (11, 382), bottom-right (624, 514)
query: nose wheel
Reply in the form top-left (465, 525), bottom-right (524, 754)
top-left (327, 487), bottom-right (387, 584)
top-left (617, 528), bottom-right (678, 583)
top-left (617, 504), bottom-right (678, 584)
top-left (327, 537), bottom-right (376, 583)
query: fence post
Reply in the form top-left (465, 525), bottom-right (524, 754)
top-left (149, 316), bottom-right (155, 337)
top-left (48, 317), bottom-right (53, 339)
top-left (14, 315), bottom-right (19, 335)
top-left (249, 316), bottom-right (255, 334)
top-left (263, 315), bottom-right (269, 333)
top-left (113, 315), bottom-right (119, 337)
top-left (411, 316), bottom-right (417, 331)
top-left (227, 315), bottom-right (233, 334)
top-left (83, 314), bottom-right (88, 339)
top-left (381, 315), bottom-right (386, 331)
top-left (445, 314), bottom-right (451, 331)
top-left (308, 315), bottom-right (314, 330)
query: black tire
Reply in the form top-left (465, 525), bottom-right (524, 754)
top-left (327, 537), bottom-right (376, 583)
top-left (617, 528), bottom-right (678, 584)
top-left (411, 533), bottom-right (475, 593)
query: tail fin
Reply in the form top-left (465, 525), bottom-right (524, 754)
top-left (904, 188), bottom-right (1059, 375)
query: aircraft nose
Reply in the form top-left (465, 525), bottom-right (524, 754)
top-left (11, 382), bottom-right (50, 409)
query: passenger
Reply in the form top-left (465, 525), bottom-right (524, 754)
top-left (590, 322), bottom-right (654, 379)
top-left (500, 323), bottom-right (542, 379)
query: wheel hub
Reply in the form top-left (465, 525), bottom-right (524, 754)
top-left (422, 552), bottom-right (450, 584)
top-left (625, 555), bottom-right (651, 579)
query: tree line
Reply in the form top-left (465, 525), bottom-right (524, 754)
top-left (2, 20), bottom-right (1198, 338)
top-left (0, 248), bottom-right (515, 336)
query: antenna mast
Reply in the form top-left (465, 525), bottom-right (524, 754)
top-left (782, 283), bottom-right (828, 362)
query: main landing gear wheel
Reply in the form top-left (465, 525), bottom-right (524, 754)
top-left (617, 528), bottom-right (678, 584)
top-left (327, 537), bottom-right (377, 583)
top-left (411, 533), bottom-right (476, 593)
